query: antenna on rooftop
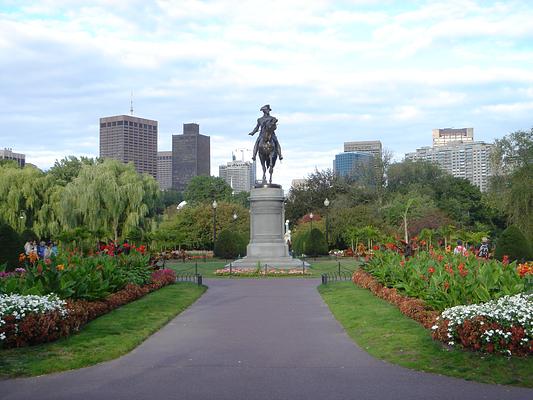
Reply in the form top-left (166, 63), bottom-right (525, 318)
top-left (130, 90), bottom-right (134, 115)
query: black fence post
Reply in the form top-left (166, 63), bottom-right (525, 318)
top-left (197, 275), bottom-right (203, 286)
top-left (302, 260), bottom-right (305, 274)
top-left (230, 262), bottom-right (232, 276)
top-left (195, 261), bottom-right (198, 276)
top-left (321, 273), bottom-right (328, 285)
top-left (338, 261), bottom-right (341, 275)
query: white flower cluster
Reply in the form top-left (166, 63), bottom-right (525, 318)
top-left (432, 293), bottom-right (532, 354)
top-left (0, 294), bottom-right (68, 342)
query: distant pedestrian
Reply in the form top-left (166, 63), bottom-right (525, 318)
top-left (477, 237), bottom-right (490, 259)
top-left (454, 240), bottom-right (467, 256)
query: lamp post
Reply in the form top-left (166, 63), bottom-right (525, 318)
top-left (309, 212), bottom-right (314, 232)
top-left (232, 212), bottom-right (238, 228)
top-left (212, 200), bottom-right (218, 246)
top-left (324, 198), bottom-right (330, 249)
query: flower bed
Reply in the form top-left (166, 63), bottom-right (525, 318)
top-left (2, 252), bottom-right (153, 301)
top-left (215, 267), bottom-right (310, 276)
top-left (431, 293), bottom-right (533, 356)
top-left (352, 269), bottom-right (439, 328)
top-left (0, 269), bottom-right (176, 348)
top-left (364, 250), bottom-right (529, 310)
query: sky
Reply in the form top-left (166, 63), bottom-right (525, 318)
top-left (1, 0), bottom-right (533, 190)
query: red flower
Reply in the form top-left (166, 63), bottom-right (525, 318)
top-left (428, 266), bottom-right (435, 274)
top-left (400, 260), bottom-right (405, 267)
top-left (443, 281), bottom-right (449, 290)
top-left (44, 258), bottom-right (51, 265)
top-left (502, 255), bottom-right (510, 266)
top-left (373, 245), bottom-right (380, 251)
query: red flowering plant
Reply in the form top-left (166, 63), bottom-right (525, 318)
top-left (362, 249), bottom-right (528, 311)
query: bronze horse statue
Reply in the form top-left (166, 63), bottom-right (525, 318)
top-left (258, 118), bottom-right (278, 184)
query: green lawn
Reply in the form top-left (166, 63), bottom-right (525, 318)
top-left (0, 283), bottom-right (206, 378)
top-left (168, 257), bottom-right (359, 277)
top-left (319, 281), bottom-right (533, 387)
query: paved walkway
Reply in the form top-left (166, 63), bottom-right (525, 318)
top-left (1, 279), bottom-right (531, 400)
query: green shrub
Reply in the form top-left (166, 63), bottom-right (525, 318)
top-left (495, 225), bottom-right (533, 262)
top-left (0, 223), bottom-right (23, 271)
top-left (292, 230), bottom-right (309, 256)
top-left (307, 228), bottom-right (328, 256)
top-left (214, 229), bottom-right (247, 259)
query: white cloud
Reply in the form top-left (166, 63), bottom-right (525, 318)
top-left (1, 0), bottom-right (533, 186)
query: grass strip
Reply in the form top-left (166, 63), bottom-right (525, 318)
top-left (319, 281), bottom-right (533, 388)
top-left (0, 282), bottom-right (206, 378)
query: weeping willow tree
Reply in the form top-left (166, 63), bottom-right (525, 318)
top-left (59, 159), bottom-right (159, 241)
top-left (0, 163), bottom-right (61, 236)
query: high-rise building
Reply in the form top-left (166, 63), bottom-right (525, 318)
top-left (99, 115), bottom-right (158, 178)
top-left (432, 128), bottom-right (474, 147)
top-left (172, 123), bottom-right (210, 191)
top-left (343, 140), bottom-right (382, 160)
top-left (291, 178), bottom-right (307, 189)
top-left (219, 154), bottom-right (256, 193)
top-left (0, 148), bottom-right (25, 167)
top-left (333, 152), bottom-right (374, 178)
top-left (157, 151), bottom-right (172, 190)
top-left (405, 141), bottom-right (493, 192)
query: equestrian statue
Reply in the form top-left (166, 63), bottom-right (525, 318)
top-left (248, 104), bottom-right (283, 185)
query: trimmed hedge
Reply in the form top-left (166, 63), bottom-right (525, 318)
top-left (214, 229), bottom-right (247, 259)
top-left (495, 225), bottom-right (533, 262)
top-left (0, 223), bottom-right (24, 271)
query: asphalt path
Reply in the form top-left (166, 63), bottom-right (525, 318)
top-left (1, 279), bottom-right (531, 400)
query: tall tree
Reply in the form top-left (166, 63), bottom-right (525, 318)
top-left (48, 156), bottom-right (100, 185)
top-left (59, 160), bottom-right (159, 241)
top-left (183, 176), bottom-right (232, 205)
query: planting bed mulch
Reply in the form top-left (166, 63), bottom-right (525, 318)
top-left (352, 269), bottom-right (439, 328)
top-left (1, 270), bottom-right (176, 349)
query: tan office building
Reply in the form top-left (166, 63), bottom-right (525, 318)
top-left (99, 115), bottom-right (158, 179)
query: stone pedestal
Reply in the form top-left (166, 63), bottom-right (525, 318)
top-left (230, 184), bottom-right (308, 269)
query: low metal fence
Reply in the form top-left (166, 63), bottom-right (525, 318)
top-left (321, 271), bottom-right (353, 285)
top-left (176, 272), bottom-right (203, 286)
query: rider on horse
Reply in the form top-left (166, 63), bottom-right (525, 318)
top-left (248, 104), bottom-right (283, 161)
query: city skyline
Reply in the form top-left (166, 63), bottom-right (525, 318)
top-left (2, 1), bottom-right (533, 190)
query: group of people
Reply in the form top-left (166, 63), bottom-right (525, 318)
top-left (23, 240), bottom-right (58, 260)
top-left (453, 237), bottom-right (490, 258)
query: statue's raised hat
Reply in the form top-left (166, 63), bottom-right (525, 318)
top-left (260, 104), bottom-right (271, 112)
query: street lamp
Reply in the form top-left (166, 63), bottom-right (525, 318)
top-left (212, 200), bottom-right (218, 246)
top-left (324, 198), bottom-right (330, 248)
top-left (309, 212), bottom-right (314, 232)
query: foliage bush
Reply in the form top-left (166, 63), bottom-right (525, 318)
top-left (494, 225), bottom-right (533, 262)
top-left (291, 227), bottom-right (328, 256)
top-left (352, 269), bottom-right (439, 328)
top-left (0, 252), bottom-right (153, 301)
top-left (363, 249), bottom-right (528, 310)
top-left (214, 229), bottom-right (247, 259)
top-left (307, 228), bottom-right (328, 256)
top-left (432, 293), bottom-right (532, 356)
top-left (0, 269), bottom-right (176, 348)
top-left (0, 223), bottom-right (23, 271)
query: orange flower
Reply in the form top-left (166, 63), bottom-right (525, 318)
top-left (29, 252), bottom-right (39, 264)
top-left (56, 264), bottom-right (65, 271)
